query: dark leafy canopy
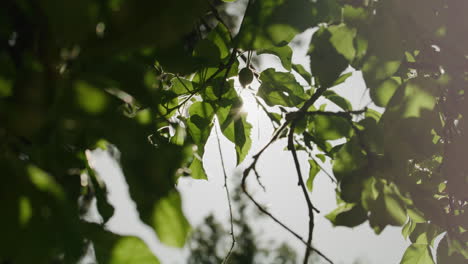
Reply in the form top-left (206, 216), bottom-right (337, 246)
top-left (1, 0), bottom-right (467, 263)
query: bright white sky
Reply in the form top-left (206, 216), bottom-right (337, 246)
top-left (86, 28), bottom-right (414, 264)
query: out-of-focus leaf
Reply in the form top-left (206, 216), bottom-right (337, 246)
top-left (370, 77), bottom-right (401, 107)
top-left (436, 235), bottom-right (467, 264)
top-left (311, 115), bottom-right (352, 140)
top-left (332, 137), bottom-right (367, 182)
top-left (0, 77), bottom-right (12, 98)
top-left (27, 165), bottom-right (65, 201)
top-left (236, 0), bottom-right (321, 49)
top-left (308, 27), bottom-right (349, 88)
top-left (329, 24), bottom-right (357, 62)
top-left (193, 39), bottom-right (221, 67)
top-left (87, 224), bottom-right (160, 264)
top-left (382, 183), bottom-right (407, 226)
top-left (400, 244), bottom-right (434, 264)
top-left (151, 191), bottom-right (191, 248)
top-left (74, 81), bottom-right (109, 115)
top-left (207, 22), bottom-right (231, 59)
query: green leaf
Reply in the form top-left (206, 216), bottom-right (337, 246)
top-left (409, 223), bottom-right (442, 245)
top-left (27, 165), bottom-right (65, 201)
top-left (187, 101), bottom-right (215, 147)
top-left (332, 72), bottom-right (353, 86)
top-left (187, 101), bottom-right (215, 179)
top-left (308, 27), bottom-right (349, 88)
top-left (151, 191), bottom-right (191, 248)
top-left (171, 77), bottom-right (194, 95)
top-left (323, 90), bottom-right (352, 111)
top-left (383, 183), bottom-right (407, 226)
top-left (189, 157), bottom-right (208, 180)
top-left (332, 137), bottom-right (367, 182)
top-left (74, 81), bottom-right (109, 115)
top-left (236, 0), bottom-right (318, 49)
top-left (257, 68), bottom-right (306, 107)
top-left (402, 220), bottom-right (416, 240)
top-left (407, 208), bottom-right (426, 223)
top-left (307, 159), bottom-right (320, 191)
top-left (217, 105), bottom-right (252, 164)
top-left (109, 237), bottom-right (160, 264)
top-left (370, 77), bottom-right (401, 107)
top-left (88, 225), bottom-right (160, 264)
top-left (400, 244), bottom-right (434, 264)
top-left (361, 177), bottom-right (379, 211)
top-left (329, 24), bottom-right (357, 62)
top-left (389, 78), bottom-right (438, 119)
top-left (257, 45), bottom-right (293, 71)
top-left (311, 115), bottom-right (352, 140)
top-left (326, 203), bottom-right (367, 227)
top-left (207, 22), bottom-right (231, 59)
top-left (0, 77), bottom-right (12, 98)
top-left (193, 39), bottom-right (221, 67)
top-left (292, 64), bottom-right (312, 85)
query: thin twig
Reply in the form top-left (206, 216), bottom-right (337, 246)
top-left (240, 184), bottom-right (333, 264)
top-left (215, 124), bottom-right (236, 264)
top-left (288, 121), bottom-right (316, 264)
top-left (253, 167), bottom-right (266, 191)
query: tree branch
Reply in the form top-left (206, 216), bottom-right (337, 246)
top-left (215, 124), bottom-right (236, 264)
top-left (288, 121), bottom-right (316, 264)
top-left (241, 86), bottom-right (334, 264)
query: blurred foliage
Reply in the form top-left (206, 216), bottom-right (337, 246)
top-left (1, 0), bottom-right (468, 263)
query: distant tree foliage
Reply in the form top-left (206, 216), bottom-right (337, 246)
top-left (188, 188), bottom-right (310, 264)
top-left (1, 0), bottom-right (467, 263)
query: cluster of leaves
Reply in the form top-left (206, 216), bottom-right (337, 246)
top-left (1, 0), bottom-right (467, 263)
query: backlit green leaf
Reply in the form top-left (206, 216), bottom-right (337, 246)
top-left (217, 105), bottom-right (252, 164)
top-left (323, 90), bottom-right (352, 111)
top-left (307, 159), bottom-right (320, 191)
top-left (152, 191), bottom-right (191, 248)
top-left (326, 203), bottom-right (367, 227)
top-left (308, 27), bottom-right (349, 87)
top-left (257, 68), bottom-right (306, 107)
top-left (329, 24), bottom-right (357, 62)
top-left (400, 244), bottom-right (434, 264)
top-left (258, 45), bottom-right (293, 71)
top-left (311, 115), bottom-right (352, 140)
